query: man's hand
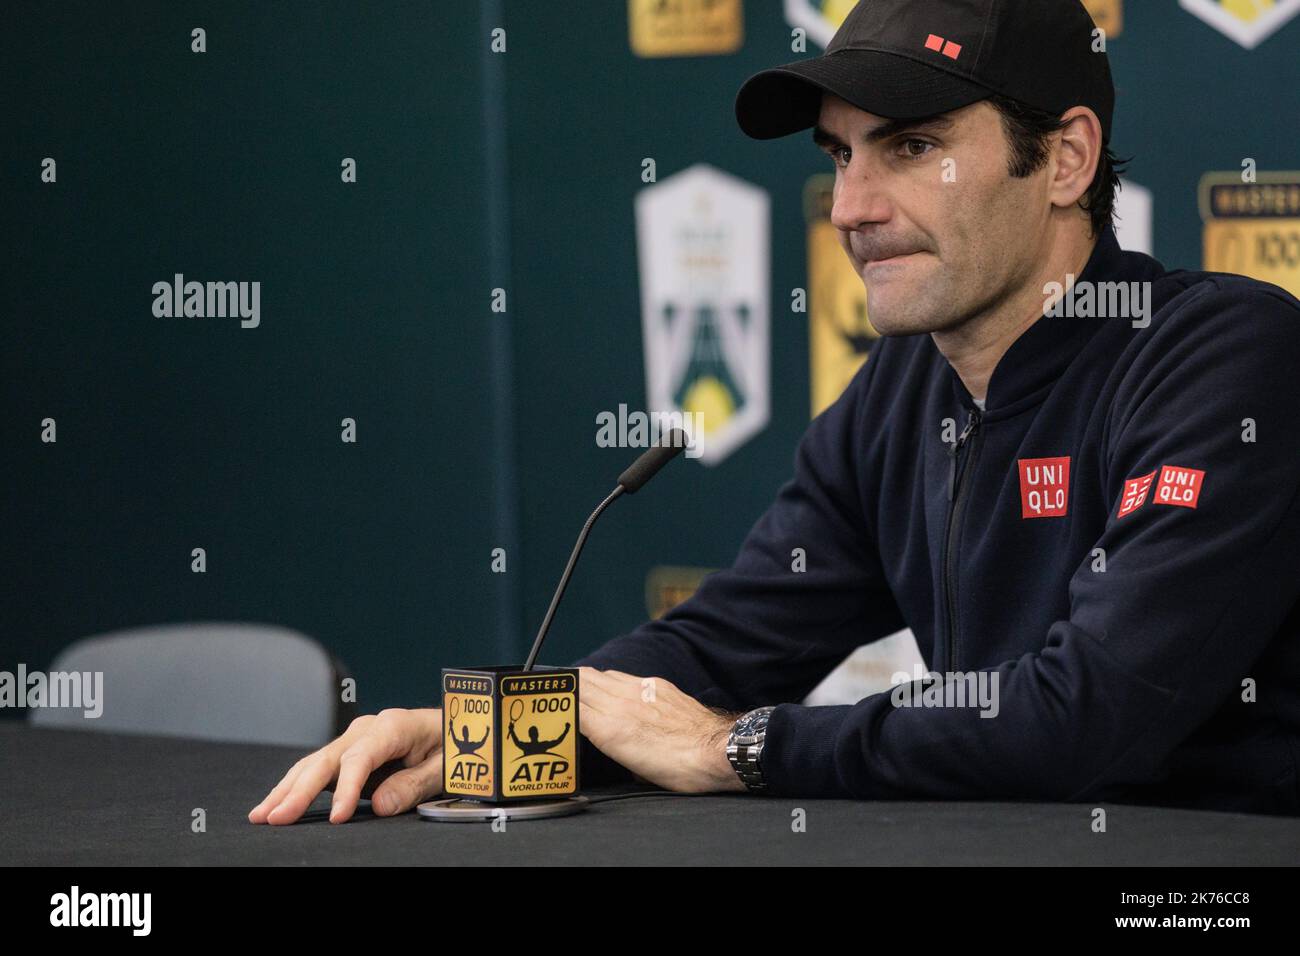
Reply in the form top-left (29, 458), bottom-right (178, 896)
top-left (247, 707), bottom-right (443, 825)
top-left (578, 667), bottom-right (747, 793)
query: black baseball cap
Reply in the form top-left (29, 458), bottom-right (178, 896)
top-left (735, 0), bottom-right (1114, 143)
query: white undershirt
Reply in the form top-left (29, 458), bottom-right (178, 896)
top-left (973, 397), bottom-right (986, 411)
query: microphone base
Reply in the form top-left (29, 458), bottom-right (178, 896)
top-left (417, 796), bottom-right (589, 823)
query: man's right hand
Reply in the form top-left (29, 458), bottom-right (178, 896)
top-left (247, 707), bottom-right (443, 825)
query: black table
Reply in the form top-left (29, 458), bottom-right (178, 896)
top-left (2, 724), bottom-right (1297, 866)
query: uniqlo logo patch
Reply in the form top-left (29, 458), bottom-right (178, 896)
top-left (1018, 456), bottom-right (1071, 519)
top-left (1153, 464), bottom-right (1206, 509)
top-left (1116, 471), bottom-right (1156, 519)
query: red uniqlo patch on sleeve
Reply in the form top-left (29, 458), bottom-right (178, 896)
top-left (1018, 456), bottom-right (1071, 519)
top-left (1153, 465), bottom-right (1206, 509)
top-left (1116, 471), bottom-right (1156, 519)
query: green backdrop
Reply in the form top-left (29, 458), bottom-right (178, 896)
top-left (3, 0), bottom-right (1297, 717)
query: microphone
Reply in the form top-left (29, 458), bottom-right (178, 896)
top-left (349, 431), bottom-right (690, 806)
top-left (522, 429), bottom-right (689, 671)
top-left (617, 433), bottom-right (688, 493)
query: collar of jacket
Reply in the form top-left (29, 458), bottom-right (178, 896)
top-left (947, 226), bottom-right (1125, 421)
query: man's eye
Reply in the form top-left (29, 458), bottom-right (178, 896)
top-left (829, 146), bottom-right (851, 168)
top-left (899, 139), bottom-right (935, 159)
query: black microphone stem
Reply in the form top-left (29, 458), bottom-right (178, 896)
top-left (523, 484), bottom-right (625, 672)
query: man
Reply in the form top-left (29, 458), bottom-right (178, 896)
top-left (250, 0), bottom-right (1300, 826)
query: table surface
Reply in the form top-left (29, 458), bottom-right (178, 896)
top-left (2, 723), bottom-right (1297, 866)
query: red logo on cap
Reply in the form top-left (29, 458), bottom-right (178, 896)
top-left (924, 33), bottom-right (962, 60)
top-left (1116, 471), bottom-right (1155, 519)
top-left (1153, 465), bottom-right (1205, 509)
top-left (1018, 457), bottom-right (1071, 519)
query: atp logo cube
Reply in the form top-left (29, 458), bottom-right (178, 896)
top-left (442, 666), bottom-right (580, 803)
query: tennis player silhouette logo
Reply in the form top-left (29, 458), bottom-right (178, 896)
top-left (447, 696), bottom-right (490, 762)
top-left (507, 698), bottom-right (570, 760)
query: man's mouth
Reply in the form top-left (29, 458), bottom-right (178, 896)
top-left (861, 250), bottom-right (926, 272)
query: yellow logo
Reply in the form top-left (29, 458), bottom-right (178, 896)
top-left (805, 174), bottom-right (879, 417)
top-left (1179, 0), bottom-right (1300, 48)
top-left (443, 675), bottom-right (495, 798)
top-left (645, 565), bottom-right (713, 619)
top-left (500, 673), bottom-right (578, 798)
top-left (1082, 0), bottom-right (1124, 36)
top-left (628, 0), bottom-right (743, 58)
top-left (784, 0), bottom-right (855, 49)
top-left (1200, 171), bottom-right (1300, 297)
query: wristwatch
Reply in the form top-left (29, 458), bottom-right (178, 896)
top-left (727, 705), bottom-right (776, 792)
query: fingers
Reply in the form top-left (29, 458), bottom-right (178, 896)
top-left (578, 691), bottom-right (639, 759)
top-left (249, 715), bottom-right (374, 824)
top-left (327, 709), bottom-right (427, 823)
top-left (577, 672), bottom-right (621, 713)
top-left (580, 666), bottom-right (645, 701)
top-left (266, 750), bottom-right (347, 825)
top-left (248, 708), bottom-right (444, 826)
top-left (582, 667), bottom-right (638, 688)
top-left (577, 698), bottom-right (615, 741)
top-left (247, 757), bottom-right (309, 824)
top-left (581, 667), bottom-right (676, 705)
top-left (329, 749), bottom-right (388, 823)
top-left (369, 751), bottom-right (444, 816)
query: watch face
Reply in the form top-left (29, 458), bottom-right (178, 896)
top-left (737, 707), bottom-right (773, 738)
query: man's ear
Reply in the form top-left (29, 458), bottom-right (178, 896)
top-left (1050, 106), bottom-right (1103, 211)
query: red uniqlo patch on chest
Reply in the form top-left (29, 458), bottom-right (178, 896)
top-left (1153, 465), bottom-right (1205, 509)
top-left (1116, 471), bottom-right (1156, 519)
top-left (1018, 456), bottom-right (1071, 519)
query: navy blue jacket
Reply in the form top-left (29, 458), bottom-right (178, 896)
top-left (579, 227), bottom-right (1300, 815)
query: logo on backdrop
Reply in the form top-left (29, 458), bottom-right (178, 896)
top-left (783, 0), bottom-right (854, 49)
top-left (1082, 0), bottom-right (1124, 37)
top-left (645, 565), bottom-right (714, 619)
top-left (1179, 0), bottom-right (1300, 48)
top-left (1199, 171), bottom-right (1300, 298)
top-left (636, 163), bottom-right (770, 466)
top-left (805, 174), bottom-right (879, 417)
top-left (627, 0), bottom-right (743, 57)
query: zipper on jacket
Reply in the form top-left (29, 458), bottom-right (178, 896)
top-left (943, 407), bottom-right (982, 671)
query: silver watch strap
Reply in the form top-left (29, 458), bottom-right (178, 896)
top-left (726, 740), bottom-right (767, 791)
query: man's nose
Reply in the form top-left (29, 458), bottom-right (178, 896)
top-left (830, 169), bottom-right (893, 232)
